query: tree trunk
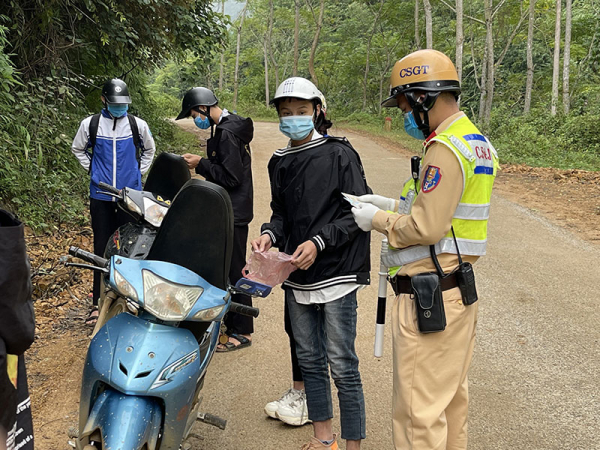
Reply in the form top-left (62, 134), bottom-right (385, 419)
top-left (551, 0), bottom-right (561, 116)
top-left (456, 0), bottom-right (464, 83)
top-left (479, 0), bottom-right (494, 125)
top-left (415, 0), bottom-right (421, 49)
top-left (267, 0), bottom-right (279, 89)
top-left (307, 0), bottom-right (325, 87)
top-left (363, 0), bottom-right (385, 110)
top-left (264, 40), bottom-right (270, 107)
top-left (218, 0), bottom-right (225, 90)
top-left (422, 0), bottom-right (433, 48)
top-left (233, 0), bottom-right (249, 112)
top-left (294, 0), bottom-right (300, 76)
top-left (524, 0), bottom-right (536, 113)
top-left (562, 0), bottom-right (572, 114)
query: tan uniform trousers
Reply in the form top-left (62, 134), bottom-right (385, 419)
top-left (392, 286), bottom-right (478, 450)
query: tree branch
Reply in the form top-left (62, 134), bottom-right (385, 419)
top-left (495, 8), bottom-right (528, 68)
top-left (438, 0), bottom-right (485, 25)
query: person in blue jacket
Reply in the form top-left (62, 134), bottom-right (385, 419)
top-left (71, 78), bottom-right (156, 324)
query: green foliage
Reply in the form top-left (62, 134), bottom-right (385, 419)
top-left (489, 107), bottom-right (600, 170)
top-left (0, 75), bottom-right (90, 229)
top-left (6, 0), bottom-right (226, 80)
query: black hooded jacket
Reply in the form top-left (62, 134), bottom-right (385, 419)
top-left (261, 136), bottom-right (371, 290)
top-left (0, 209), bottom-right (35, 433)
top-left (196, 113), bottom-right (254, 226)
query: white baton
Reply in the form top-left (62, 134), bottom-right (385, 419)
top-left (374, 238), bottom-right (388, 358)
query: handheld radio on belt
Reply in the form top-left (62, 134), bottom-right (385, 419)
top-left (411, 156), bottom-right (421, 190)
top-left (373, 156), bottom-right (421, 357)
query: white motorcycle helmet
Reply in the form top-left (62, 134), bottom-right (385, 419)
top-left (270, 77), bottom-right (323, 109)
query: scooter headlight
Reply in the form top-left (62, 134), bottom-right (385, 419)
top-left (114, 269), bottom-right (139, 302)
top-left (192, 304), bottom-right (227, 321)
top-left (143, 197), bottom-right (168, 227)
top-left (142, 270), bottom-right (203, 321)
top-left (124, 194), bottom-right (142, 215)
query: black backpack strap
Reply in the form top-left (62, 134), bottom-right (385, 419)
top-left (127, 114), bottom-right (144, 167)
top-left (87, 113), bottom-right (101, 174)
top-left (88, 113), bottom-right (101, 151)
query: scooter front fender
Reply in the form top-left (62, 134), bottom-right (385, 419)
top-left (79, 388), bottom-right (162, 450)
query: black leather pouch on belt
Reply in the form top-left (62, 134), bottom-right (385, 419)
top-left (411, 273), bottom-right (446, 333)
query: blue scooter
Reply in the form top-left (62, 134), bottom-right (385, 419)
top-left (66, 179), bottom-right (261, 450)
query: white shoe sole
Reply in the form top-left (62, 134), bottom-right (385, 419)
top-left (275, 411), bottom-right (311, 426)
top-left (264, 407), bottom-right (278, 419)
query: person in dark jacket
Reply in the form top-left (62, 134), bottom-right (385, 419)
top-left (251, 77), bottom-right (370, 450)
top-left (177, 87), bottom-right (254, 352)
top-left (0, 208), bottom-right (35, 450)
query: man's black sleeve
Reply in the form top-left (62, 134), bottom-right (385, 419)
top-left (310, 148), bottom-right (371, 252)
top-left (0, 210), bottom-right (35, 356)
top-left (196, 131), bottom-right (244, 188)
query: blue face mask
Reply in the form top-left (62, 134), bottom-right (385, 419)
top-left (279, 116), bottom-right (314, 141)
top-left (107, 103), bottom-right (128, 118)
top-left (404, 111), bottom-right (426, 140)
top-left (194, 115), bottom-right (211, 129)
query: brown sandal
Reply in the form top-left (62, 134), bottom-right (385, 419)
top-left (85, 306), bottom-right (99, 326)
top-left (216, 333), bottom-right (252, 352)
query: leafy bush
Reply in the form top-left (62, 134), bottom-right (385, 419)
top-left (488, 107), bottom-right (600, 170)
top-left (0, 74), bottom-right (90, 229)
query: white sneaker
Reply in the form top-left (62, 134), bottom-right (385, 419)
top-left (276, 390), bottom-right (310, 426)
top-left (264, 388), bottom-right (301, 419)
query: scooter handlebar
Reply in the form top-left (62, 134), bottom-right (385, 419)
top-left (68, 246), bottom-right (108, 268)
top-left (229, 302), bottom-right (260, 318)
top-left (97, 182), bottom-right (121, 195)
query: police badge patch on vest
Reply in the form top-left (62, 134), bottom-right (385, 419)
top-left (422, 165), bottom-right (442, 193)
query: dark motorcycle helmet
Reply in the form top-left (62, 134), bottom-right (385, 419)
top-left (102, 78), bottom-right (132, 104)
top-left (176, 87), bottom-right (218, 120)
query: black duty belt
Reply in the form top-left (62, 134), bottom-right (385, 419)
top-left (389, 272), bottom-right (459, 296)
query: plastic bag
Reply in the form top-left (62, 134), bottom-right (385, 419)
top-left (242, 250), bottom-right (297, 287)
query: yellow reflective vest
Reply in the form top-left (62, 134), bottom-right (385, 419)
top-left (382, 115), bottom-right (499, 271)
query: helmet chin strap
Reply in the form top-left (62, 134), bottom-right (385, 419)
top-left (197, 105), bottom-right (215, 138)
top-left (406, 91), bottom-right (441, 137)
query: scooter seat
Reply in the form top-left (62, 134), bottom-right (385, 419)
top-left (146, 179), bottom-right (233, 290)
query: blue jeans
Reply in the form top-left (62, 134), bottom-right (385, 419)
top-left (285, 289), bottom-right (366, 440)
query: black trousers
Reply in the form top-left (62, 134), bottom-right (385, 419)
top-left (223, 225), bottom-right (254, 336)
top-left (90, 198), bottom-right (131, 305)
top-left (284, 298), bottom-right (303, 382)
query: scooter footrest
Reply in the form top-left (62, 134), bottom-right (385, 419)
top-left (197, 412), bottom-right (227, 430)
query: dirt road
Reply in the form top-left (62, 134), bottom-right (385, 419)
top-left (29, 121), bottom-right (600, 449)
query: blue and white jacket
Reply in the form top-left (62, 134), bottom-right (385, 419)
top-left (71, 109), bottom-right (156, 201)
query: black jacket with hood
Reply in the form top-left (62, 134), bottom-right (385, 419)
top-left (0, 208), bottom-right (34, 432)
top-left (196, 113), bottom-right (254, 226)
top-left (261, 136), bottom-right (371, 291)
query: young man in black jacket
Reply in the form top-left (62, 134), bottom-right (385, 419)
top-left (177, 87), bottom-right (254, 352)
top-left (251, 77), bottom-right (370, 450)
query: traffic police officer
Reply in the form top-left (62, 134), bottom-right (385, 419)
top-left (351, 49), bottom-right (499, 449)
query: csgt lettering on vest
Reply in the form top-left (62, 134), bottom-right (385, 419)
top-left (475, 145), bottom-right (492, 160)
top-left (399, 65), bottom-right (430, 78)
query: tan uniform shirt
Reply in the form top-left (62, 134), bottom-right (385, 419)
top-left (372, 111), bottom-right (479, 276)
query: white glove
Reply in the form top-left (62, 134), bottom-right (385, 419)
top-left (356, 194), bottom-right (396, 211)
top-left (351, 203), bottom-right (380, 232)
